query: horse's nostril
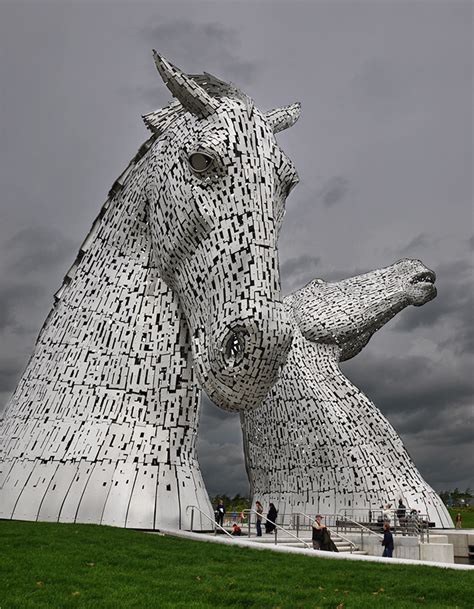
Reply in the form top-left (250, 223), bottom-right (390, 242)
top-left (223, 329), bottom-right (247, 367)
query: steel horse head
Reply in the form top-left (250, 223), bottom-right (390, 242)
top-left (143, 53), bottom-right (300, 410)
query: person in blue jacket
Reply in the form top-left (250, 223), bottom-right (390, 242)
top-left (381, 522), bottom-right (394, 557)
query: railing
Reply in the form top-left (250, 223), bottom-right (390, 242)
top-left (242, 508), bottom-right (311, 549)
top-left (336, 513), bottom-right (384, 549)
top-left (337, 507), bottom-right (431, 542)
top-left (186, 505), bottom-right (234, 539)
top-left (292, 511), bottom-right (357, 553)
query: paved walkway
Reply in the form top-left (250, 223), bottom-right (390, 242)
top-left (154, 528), bottom-right (474, 571)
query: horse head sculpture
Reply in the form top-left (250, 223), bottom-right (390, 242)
top-left (0, 53), bottom-right (301, 529)
top-left (242, 258), bottom-right (452, 527)
top-left (143, 54), bottom-right (299, 410)
top-left (291, 258), bottom-right (437, 360)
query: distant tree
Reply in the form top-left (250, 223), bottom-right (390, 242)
top-left (439, 491), bottom-right (451, 506)
top-left (210, 494), bottom-right (251, 514)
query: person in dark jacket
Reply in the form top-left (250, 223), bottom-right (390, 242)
top-left (255, 500), bottom-right (264, 537)
top-left (312, 514), bottom-right (326, 550)
top-left (265, 503), bottom-right (278, 533)
top-left (397, 499), bottom-right (406, 522)
top-left (320, 527), bottom-right (339, 552)
top-left (215, 500), bottom-right (225, 527)
top-left (381, 523), bottom-right (394, 557)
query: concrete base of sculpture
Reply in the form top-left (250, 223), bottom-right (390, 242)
top-left (0, 459), bottom-right (211, 530)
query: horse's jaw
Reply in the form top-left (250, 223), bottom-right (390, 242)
top-left (188, 297), bottom-right (293, 412)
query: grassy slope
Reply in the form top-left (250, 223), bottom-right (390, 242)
top-left (0, 521), bottom-right (472, 609)
top-left (448, 507), bottom-right (474, 529)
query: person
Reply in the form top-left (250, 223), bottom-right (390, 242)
top-left (383, 503), bottom-right (392, 523)
top-left (320, 527), bottom-right (339, 552)
top-left (215, 499), bottom-right (225, 527)
top-left (381, 522), bottom-right (394, 558)
top-left (397, 499), bottom-right (406, 521)
top-left (312, 514), bottom-right (326, 550)
top-left (265, 502), bottom-right (278, 534)
top-left (231, 522), bottom-right (242, 536)
top-left (455, 512), bottom-right (462, 529)
top-left (397, 499), bottom-right (407, 534)
top-left (255, 501), bottom-right (263, 537)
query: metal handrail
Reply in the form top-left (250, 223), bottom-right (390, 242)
top-left (242, 508), bottom-right (311, 548)
top-left (186, 505), bottom-right (234, 539)
top-left (338, 508), bottom-right (431, 542)
top-left (336, 513), bottom-right (384, 540)
top-left (293, 511), bottom-right (357, 553)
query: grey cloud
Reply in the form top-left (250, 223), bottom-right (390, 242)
top-left (6, 227), bottom-right (76, 274)
top-left (343, 352), bottom-right (473, 418)
top-left (138, 20), bottom-right (257, 106)
top-left (407, 441), bottom-right (473, 492)
top-left (394, 258), bottom-right (473, 354)
top-left (342, 351), bottom-right (473, 491)
top-left (0, 356), bottom-right (23, 394)
top-left (128, 83), bottom-right (170, 110)
top-left (281, 254), bottom-right (321, 293)
top-left (399, 233), bottom-right (432, 255)
top-left (0, 280), bottom-right (45, 332)
top-left (353, 58), bottom-right (399, 102)
top-left (319, 176), bottom-right (349, 208)
top-left (197, 394), bottom-right (248, 496)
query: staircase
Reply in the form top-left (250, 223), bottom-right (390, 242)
top-left (242, 529), bottom-right (368, 555)
top-left (184, 506), bottom-right (369, 555)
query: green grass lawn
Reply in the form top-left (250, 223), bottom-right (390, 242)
top-left (0, 521), bottom-right (472, 609)
top-left (448, 507), bottom-right (474, 529)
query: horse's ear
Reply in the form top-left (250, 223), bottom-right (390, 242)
top-left (153, 51), bottom-right (219, 118)
top-left (142, 101), bottom-right (182, 135)
top-left (265, 102), bottom-right (301, 133)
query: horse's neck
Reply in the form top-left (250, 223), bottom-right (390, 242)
top-left (291, 272), bottom-right (409, 361)
top-left (2, 141), bottom-right (197, 430)
top-left (244, 330), bottom-right (408, 469)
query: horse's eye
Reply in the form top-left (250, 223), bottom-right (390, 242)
top-left (188, 152), bottom-right (213, 173)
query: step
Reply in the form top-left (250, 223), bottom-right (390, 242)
top-left (193, 531), bottom-right (367, 554)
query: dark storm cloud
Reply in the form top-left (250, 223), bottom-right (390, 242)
top-left (394, 258), bottom-right (474, 354)
top-left (408, 441), bottom-right (473, 492)
top-left (342, 351), bottom-right (473, 418)
top-left (318, 176), bottom-right (349, 208)
top-left (197, 394), bottom-right (248, 496)
top-left (342, 350), bottom-right (473, 491)
top-left (0, 226), bottom-right (77, 333)
top-left (0, 356), bottom-right (23, 394)
top-left (0, 280), bottom-right (45, 332)
top-left (6, 226), bottom-right (76, 274)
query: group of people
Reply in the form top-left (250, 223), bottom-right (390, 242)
top-left (216, 497), bottom-right (453, 557)
top-left (255, 501), bottom-right (278, 536)
top-left (214, 499), bottom-right (278, 537)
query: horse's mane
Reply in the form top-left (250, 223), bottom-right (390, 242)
top-left (142, 72), bottom-right (254, 135)
top-left (43, 71), bottom-right (248, 334)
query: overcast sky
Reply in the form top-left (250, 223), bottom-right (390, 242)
top-left (0, 0), bottom-right (472, 498)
